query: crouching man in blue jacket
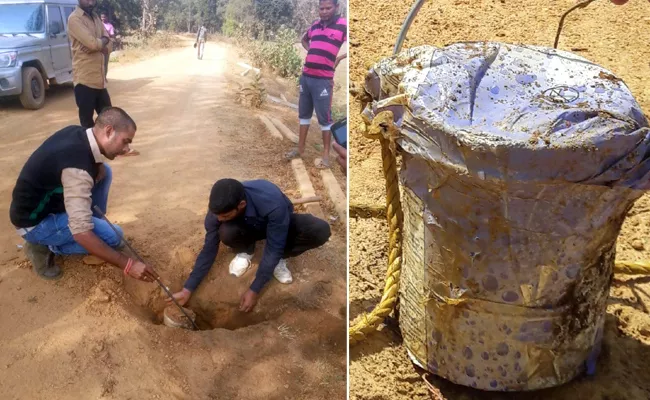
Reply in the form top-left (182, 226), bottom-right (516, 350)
top-left (168, 179), bottom-right (331, 312)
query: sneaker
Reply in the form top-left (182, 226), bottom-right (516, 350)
top-left (229, 253), bottom-right (253, 277)
top-left (24, 242), bottom-right (62, 280)
top-left (273, 259), bottom-right (292, 284)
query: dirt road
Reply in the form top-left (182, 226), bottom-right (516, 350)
top-left (349, 0), bottom-right (650, 399)
top-left (0, 40), bottom-right (346, 399)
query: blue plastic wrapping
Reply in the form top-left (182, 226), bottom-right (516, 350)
top-left (361, 42), bottom-right (649, 391)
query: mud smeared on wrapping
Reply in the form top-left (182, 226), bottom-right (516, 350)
top-left (360, 42), bottom-right (650, 391)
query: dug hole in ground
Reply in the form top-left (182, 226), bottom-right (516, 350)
top-left (349, 0), bottom-right (650, 399)
top-left (0, 35), bottom-right (347, 399)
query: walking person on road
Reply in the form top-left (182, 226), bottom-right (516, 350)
top-left (100, 12), bottom-right (115, 80)
top-left (9, 108), bottom-right (157, 283)
top-left (285, 0), bottom-right (347, 169)
top-left (195, 25), bottom-right (207, 60)
top-left (167, 179), bottom-right (331, 312)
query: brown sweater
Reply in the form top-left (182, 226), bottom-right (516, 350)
top-left (67, 7), bottom-right (113, 89)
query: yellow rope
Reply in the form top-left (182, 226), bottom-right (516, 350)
top-left (347, 109), bottom-right (650, 346)
top-left (614, 261), bottom-right (650, 275)
top-left (349, 111), bottom-right (404, 346)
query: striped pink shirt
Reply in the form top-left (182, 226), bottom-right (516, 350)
top-left (302, 16), bottom-right (347, 79)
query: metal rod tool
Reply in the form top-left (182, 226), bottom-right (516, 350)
top-left (554, 0), bottom-right (598, 49)
top-left (93, 205), bottom-right (199, 331)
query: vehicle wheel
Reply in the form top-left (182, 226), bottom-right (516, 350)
top-left (19, 67), bottom-right (45, 110)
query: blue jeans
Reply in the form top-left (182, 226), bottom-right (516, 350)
top-left (23, 164), bottom-right (123, 255)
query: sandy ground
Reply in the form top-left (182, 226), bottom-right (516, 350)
top-left (348, 0), bottom-right (650, 399)
top-left (0, 38), bottom-right (346, 399)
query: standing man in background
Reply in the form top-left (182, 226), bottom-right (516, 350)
top-left (68, 0), bottom-right (139, 156)
top-left (100, 12), bottom-right (115, 80)
top-left (68, 0), bottom-right (113, 129)
top-left (285, 0), bottom-right (347, 169)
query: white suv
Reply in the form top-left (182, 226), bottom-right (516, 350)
top-left (0, 0), bottom-right (77, 109)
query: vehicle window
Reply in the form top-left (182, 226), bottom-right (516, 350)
top-left (0, 4), bottom-right (45, 34)
top-left (63, 6), bottom-right (74, 24)
top-left (47, 5), bottom-right (64, 35)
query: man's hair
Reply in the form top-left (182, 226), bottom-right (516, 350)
top-left (95, 107), bottom-right (137, 132)
top-left (209, 179), bottom-right (246, 214)
top-left (320, 0), bottom-right (339, 4)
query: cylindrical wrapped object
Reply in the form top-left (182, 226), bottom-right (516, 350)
top-left (361, 42), bottom-right (650, 391)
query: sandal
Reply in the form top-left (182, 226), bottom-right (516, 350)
top-left (285, 149), bottom-right (300, 160)
top-left (314, 158), bottom-right (330, 169)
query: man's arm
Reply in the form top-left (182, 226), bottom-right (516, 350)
top-left (334, 53), bottom-right (347, 69)
top-left (249, 207), bottom-right (290, 293)
top-left (301, 30), bottom-right (310, 51)
top-left (74, 230), bottom-right (128, 266)
top-left (68, 14), bottom-right (106, 52)
top-left (61, 168), bottom-right (155, 281)
top-left (183, 211), bottom-right (221, 292)
top-left (335, 24), bottom-right (347, 68)
top-left (332, 141), bottom-right (347, 174)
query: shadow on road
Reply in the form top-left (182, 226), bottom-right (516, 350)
top-left (0, 77), bottom-right (156, 113)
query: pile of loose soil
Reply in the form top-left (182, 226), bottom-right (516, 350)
top-left (349, 0), bottom-right (650, 399)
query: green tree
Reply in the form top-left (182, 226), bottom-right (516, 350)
top-left (156, 0), bottom-right (187, 32)
top-left (253, 0), bottom-right (294, 38)
top-left (222, 0), bottom-right (255, 37)
top-left (291, 0), bottom-right (318, 35)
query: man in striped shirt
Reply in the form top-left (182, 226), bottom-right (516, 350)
top-left (286, 0), bottom-right (347, 169)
